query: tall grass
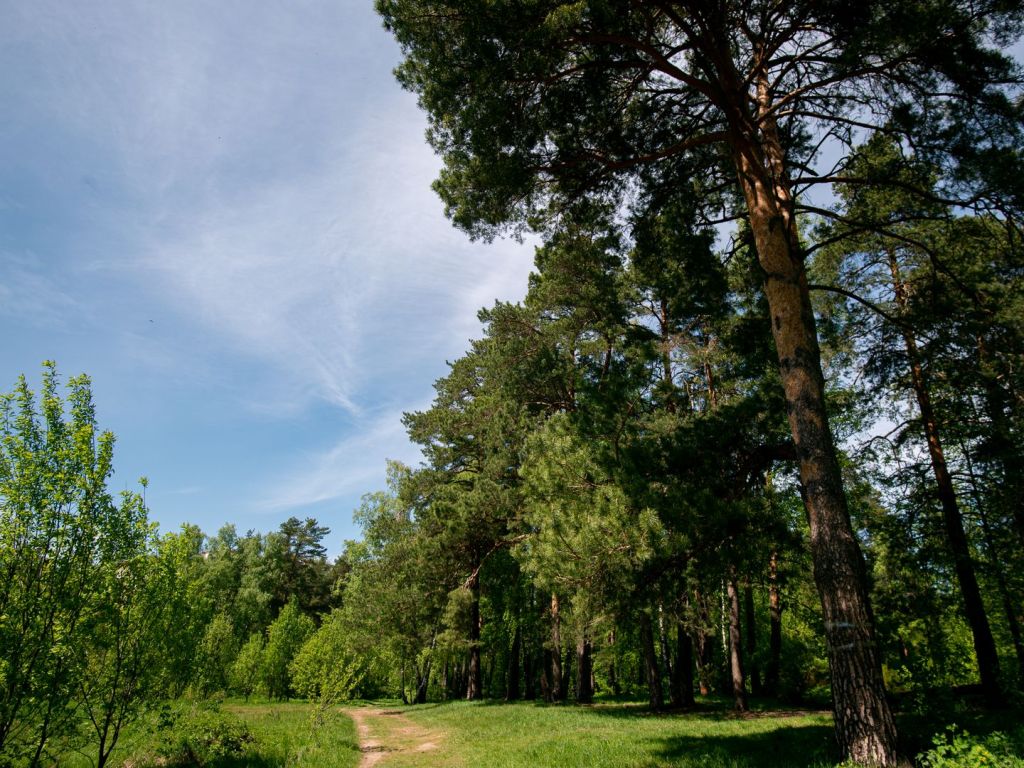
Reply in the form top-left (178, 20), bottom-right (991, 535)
top-left (391, 697), bottom-right (840, 767)
top-left (40, 700), bottom-right (360, 767)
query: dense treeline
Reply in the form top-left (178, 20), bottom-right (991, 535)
top-left (368, 0), bottom-right (1024, 763)
top-left (335, 184), bottom-right (1024, 726)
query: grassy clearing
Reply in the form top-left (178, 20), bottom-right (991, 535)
top-left (371, 696), bottom-right (1024, 768)
top-left (35, 695), bottom-right (1021, 766)
top-left (366, 696), bottom-right (840, 767)
top-left (45, 699), bottom-right (360, 768)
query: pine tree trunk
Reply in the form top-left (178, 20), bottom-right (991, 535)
top-left (727, 572), bottom-right (748, 712)
top-left (744, 578), bottom-right (762, 696)
top-left (888, 252), bottom-right (1004, 708)
top-left (765, 552), bottom-right (783, 698)
top-left (638, 612), bottom-right (664, 711)
top-left (550, 593), bottom-right (563, 701)
top-left (575, 635), bottom-right (593, 704)
top-left (507, 625), bottom-right (522, 701)
top-left (608, 631), bottom-right (621, 696)
top-left (659, 607), bottom-right (674, 692)
top-left (721, 67), bottom-right (898, 759)
top-left (523, 638), bottom-right (536, 700)
top-left (676, 622), bottom-right (695, 707)
top-left (694, 588), bottom-right (713, 696)
top-left (540, 648), bottom-right (553, 703)
top-left (561, 645), bottom-right (573, 702)
top-left (441, 656), bottom-right (449, 700)
top-left (467, 578), bottom-right (483, 700)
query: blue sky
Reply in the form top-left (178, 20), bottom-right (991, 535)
top-left (0, 1), bottom-right (536, 555)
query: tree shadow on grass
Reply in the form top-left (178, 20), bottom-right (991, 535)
top-left (643, 721), bottom-right (839, 768)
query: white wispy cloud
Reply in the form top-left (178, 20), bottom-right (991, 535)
top-left (1, 0), bottom-right (537, 519)
top-left (257, 403), bottom-right (427, 511)
top-left (0, 251), bottom-right (95, 330)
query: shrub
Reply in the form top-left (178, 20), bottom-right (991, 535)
top-left (155, 703), bottom-right (256, 765)
top-left (917, 724), bottom-right (1024, 768)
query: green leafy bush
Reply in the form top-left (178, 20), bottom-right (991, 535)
top-left (155, 703), bottom-right (256, 765)
top-left (917, 725), bottom-right (1024, 768)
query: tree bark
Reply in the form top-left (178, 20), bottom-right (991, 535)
top-left (507, 625), bottom-right (522, 701)
top-left (524, 635), bottom-right (537, 700)
top-left (607, 631), bottom-right (621, 696)
top-left (575, 634), bottom-right (593, 704)
top-left (550, 593), bottom-right (563, 701)
top-left (888, 252), bottom-right (1004, 708)
top-left (467, 578), bottom-right (483, 700)
top-left (727, 571), bottom-right (749, 713)
top-left (540, 648), bottom-right (553, 703)
top-left (744, 578), bottom-right (762, 696)
top-left (401, 658), bottom-right (408, 705)
top-left (659, 607), bottom-right (674, 691)
top-left (560, 644), bottom-right (573, 703)
top-left (441, 656), bottom-right (449, 700)
top-left (765, 552), bottom-right (783, 698)
top-left (717, 61), bottom-right (898, 763)
top-left (638, 611), bottom-right (664, 712)
top-left (676, 622), bottom-right (695, 707)
top-left (694, 588), bottom-right (713, 696)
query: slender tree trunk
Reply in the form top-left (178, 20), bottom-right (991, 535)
top-left (765, 552), bottom-right (783, 698)
top-left (676, 622), bottom-right (695, 707)
top-left (727, 571), bottom-right (749, 713)
top-left (415, 667), bottom-right (429, 704)
top-left (561, 645), bottom-right (573, 702)
top-left (888, 252), bottom-right (1004, 708)
top-left (575, 635), bottom-right (593, 704)
top-left (401, 658), bottom-right (408, 705)
top-left (540, 648), bottom-right (553, 703)
top-left (467, 577), bottom-right (483, 700)
top-left (744, 577), bottom-right (762, 696)
top-left (659, 606), bottom-right (674, 691)
top-left (638, 612), bottom-right (664, 711)
top-left (487, 646), bottom-right (496, 692)
top-left (550, 593), bottom-right (563, 701)
top-left (524, 637), bottom-right (537, 700)
top-left (507, 625), bottom-right (522, 701)
top-left (694, 588), bottom-right (713, 696)
top-left (608, 631), bottom-right (621, 696)
top-left (716, 63), bottom-right (899, 763)
top-left (441, 656), bottom-right (449, 700)
top-left (415, 630), bottom-right (437, 704)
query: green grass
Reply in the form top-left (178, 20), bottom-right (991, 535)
top-left (377, 695), bottom-right (1024, 768)
top-left (384, 696), bottom-right (841, 767)
top-left (45, 699), bottom-right (361, 768)
top-left (34, 694), bottom-right (1022, 766)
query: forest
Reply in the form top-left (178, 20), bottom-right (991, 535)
top-left (4, 1), bottom-right (1024, 766)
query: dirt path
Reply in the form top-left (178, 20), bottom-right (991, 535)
top-left (347, 708), bottom-right (445, 767)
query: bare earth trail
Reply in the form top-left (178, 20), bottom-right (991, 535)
top-left (347, 707), bottom-right (452, 767)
